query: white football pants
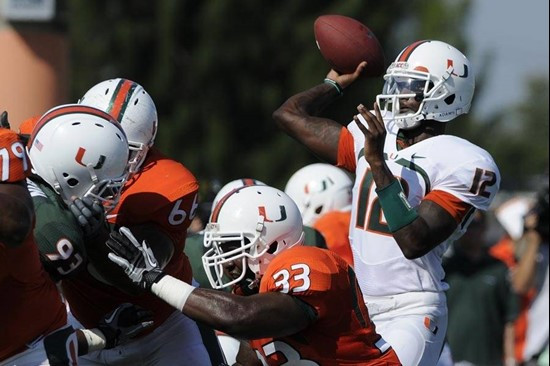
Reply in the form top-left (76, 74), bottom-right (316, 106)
top-left (365, 291), bottom-right (448, 366)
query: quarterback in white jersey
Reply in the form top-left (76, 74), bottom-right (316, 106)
top-left (273, 39), bottom-right (500, 366)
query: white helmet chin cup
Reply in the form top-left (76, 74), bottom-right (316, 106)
top-left (376, 40), bottom-right (475, 130)
top-left (284, 163), bottom-right (352, 226)
top-left (202, 185), bottom-right (304, 290)
top-left (27, 104), bottom-right (129, 211)
top-left (79, 78), bottom-right (158, 173)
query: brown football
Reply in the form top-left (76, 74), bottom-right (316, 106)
top-left (314, 14), bottom-right (385, 77)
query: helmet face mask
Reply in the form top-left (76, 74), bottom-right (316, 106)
top-left (27, 104), bottom-right (129, 212)
top-left (82, 175), bottom-right (127, 211)
top-left (202, 228), bottom-right (262, 289)
top-left (376, 40), bottom-right (475, 130)
top-left (79, 78), bottom-right (158, 174)
top-left (202, 185), bottom-right (304, 291)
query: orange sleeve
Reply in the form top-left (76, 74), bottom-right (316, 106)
top-left (489, 237), bottom-right (517, 268)
top-left (313, 211), bottom-right (354, 267)
top-left (336, 127), bottom-right (356, 172)
top-left (0, 129), bottom-right (30, 182)
top-left (18, 116), bottom-right (40, 136)
top-left (423, 189), bottom-right (472, 223)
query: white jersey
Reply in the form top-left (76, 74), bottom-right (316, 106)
top-left (345, 117), bottom-right (500, 296)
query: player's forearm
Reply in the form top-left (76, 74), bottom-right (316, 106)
top-left (511, 230), bottom-right (541, 294)
top-left (374, 183), bottom-right (457, 259)
top-left (273, 83), bottom-right (342, 164)
top-left (0, 191), bottom-right (33, 247)
top-left (150, 274), bottom-right (252, 334)
top-left (151, 275), bottom-right (308, 339)
top-left (504, 322), bottom-right (516, 366)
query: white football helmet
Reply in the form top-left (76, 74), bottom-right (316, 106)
top-left (202, 185), bottom-right (304, 290)
top-left (211, 178), bottom-right (266, 215)
top-left (79, 78), bottom-right (158, 173)
top-left (27, 104), bottom-right (129, 211)
top-left (284, 163), bottom-right (352, 226)
top-left (376, 40), bottom-right (475, 129)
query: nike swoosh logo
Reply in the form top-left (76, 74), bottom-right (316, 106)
top-left (104, 308), bottom-right (120, 323)
top-left (411, 153), bottom-right (426, 159)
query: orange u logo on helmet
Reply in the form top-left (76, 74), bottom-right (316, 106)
top-left (258, 205), bottom-right (287, 222)
top-left (75, 147), bottom-right (106, 169)
top-left (447, 59), bottom-right (469, 78)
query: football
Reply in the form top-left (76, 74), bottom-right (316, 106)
top-left (314, 14), bottom-right (385, 77)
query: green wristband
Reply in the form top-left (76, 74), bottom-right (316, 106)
top-left (324, 78), bottom-right (343, 96)
top-left (375, 179), bottom-right (419, 232)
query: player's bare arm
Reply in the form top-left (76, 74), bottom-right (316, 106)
top-left (235, 341), bottom-right (262, 366)
top-left (0, 182), bottom-right (34, 248)
top-left (106, 227), bottom-right (314, 340)
top-left (355, 103), bottom-right (460, 258)
top-left (273, 62), bottom-right (367, 165)
top-left (182, 289), bottom-right (313, 339)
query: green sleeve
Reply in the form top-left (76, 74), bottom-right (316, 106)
top-left (184, 233), bottom-right (212, 289)
top-left (31, 185), bottom-right (87, 280)
top-left (303, 226), bottom-right (327, 249)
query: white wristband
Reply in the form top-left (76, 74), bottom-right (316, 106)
top-left (151, 275), bottom-right (195, 311)
top-left (81, 328), bottom-right (107, 352)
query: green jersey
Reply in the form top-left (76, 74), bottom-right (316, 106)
top-left (27, 177), bottom-right (87, 281)
top-left (443, 247), bottom-right (519, 365)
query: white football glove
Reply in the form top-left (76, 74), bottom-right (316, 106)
top-left (107, 226), bottom-right (166, 290)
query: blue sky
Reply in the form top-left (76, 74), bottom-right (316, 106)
top-left (465, 0), bottom-right (549, 119)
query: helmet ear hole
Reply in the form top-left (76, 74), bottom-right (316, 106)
top-left (67, 177), bottom-right (79, 187)
top-left (314, 205), bottom-right (324, 214)
top-left (444, 94), bottom-right (456, 105)
top-left (267, 241), bottom-right (278, 254)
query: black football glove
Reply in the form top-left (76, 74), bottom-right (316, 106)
top-left (107, 227), bottom-right (166, 291)
top-left (98, 303), bottom-right (154, 349)
top-left (69, 197), bottom-right (107, 237)
top-left (1, 111), bottom-right (10, 129)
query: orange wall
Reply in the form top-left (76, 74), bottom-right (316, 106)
top-left (0, 23), bottom-right (69, 131)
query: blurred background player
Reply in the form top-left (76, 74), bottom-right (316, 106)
top-left (0, 125), bottom-right (151, 365)
top-left (285, 162), bottom-right (354, 266)
top-left (492, 188), bottom-right (549, 366)
top-left (443, 210), bottom-right (519, 365)
top-left (273, 39), bottom-right (500, 365)
top-left (66, 78), bottom-right (213, 365)
top-left (106, 184), bottom-right (401, 365)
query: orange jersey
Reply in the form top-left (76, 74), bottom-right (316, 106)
top-left (18, 115), bottom-right (40, 136)
top-left (62, 147), bottom-right (199, 330)
top-left (0, 129), bottom-right (30, 182)
top-left (313, 210), bottom-right (354, 267)
top-left (0, 233), bottom-right (67, 360)
top-left (250, 246), bottom-right (400, 365)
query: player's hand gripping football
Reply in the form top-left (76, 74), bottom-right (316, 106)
top-left (354, 102), bottom-right (386, 166)
top-left (326, 61), bottom-right (367, 89)
top-left (107, 227), bottom-right (166, 290)
top-left (70, 197), bottom-right (106, 237)
top-left (98, 303), bottom-right (154, 349)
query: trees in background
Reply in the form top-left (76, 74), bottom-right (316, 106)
top-left (68, 0), bottom-right (547, 195)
